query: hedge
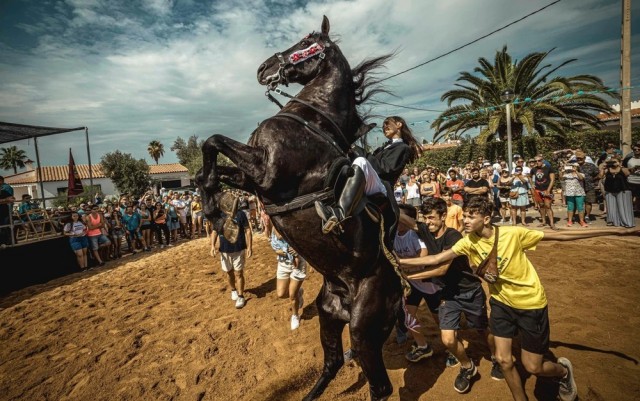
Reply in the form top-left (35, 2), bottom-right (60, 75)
top-left (413, 128), bottom-right (640, 173)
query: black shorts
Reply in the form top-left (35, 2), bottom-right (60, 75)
top-left (489, 298), bottom-right (550, 355)
top-left (439, 285), bottom-right (488, 330)
top-left (406, 282), bottom-right (442, 314)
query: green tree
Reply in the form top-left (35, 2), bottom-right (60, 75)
top-left (0, 145), bottom-right (28, 174)
top-left (431, 46), bottom-right (616, 143)
top-left (171, 135), bottom-right (206, 177)
top-left (147, 140), bottom-right (165, 164)
top-left (100, 151), bottom-right (151, 198)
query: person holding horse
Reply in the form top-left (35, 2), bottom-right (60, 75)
top-left (315, 115), bottom-right (421, 235)
top-left (400, 198), bottom-right (503, 393)
top-left (399, 197), bottom-right (640, 401)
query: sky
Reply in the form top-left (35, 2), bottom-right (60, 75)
top-left (0, 0), bottom-right (638, 175)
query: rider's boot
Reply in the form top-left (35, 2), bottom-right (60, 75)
top-left (315, 165), bottom-right (366, 234)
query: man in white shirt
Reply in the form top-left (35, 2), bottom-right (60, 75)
top-left (511, 157), bottom-right (531, 176)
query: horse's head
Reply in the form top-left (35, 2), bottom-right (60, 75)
top-left (257, 15), bottom-right (334, 89)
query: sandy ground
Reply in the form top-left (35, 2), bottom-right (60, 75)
top-left (1, 224), bottom-right (639, 401)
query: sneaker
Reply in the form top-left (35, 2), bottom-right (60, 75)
top-left (231, 290), bottom-right (239, 301)
top-left (584, 216), bottom-right (591, 223)
top-left (491, 357), bottom-right (504, 381)
top-left (454, 361), bottom-right (477, 394)
top-left (396, 329), bottom-right (408, 345)
top-left (235, 296), bottom-right (245, 309)
top-left (405, 344), bottom-right (434, 362)
top-left (445, 351), bottom-right (460, 368)
top-left (557, 357), bottom-right (577, 401)
top-left (290, 314), bottom-right (300, 330)
top-left (160, 244), bottom-right (165, 249)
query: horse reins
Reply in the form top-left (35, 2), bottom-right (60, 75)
top-left (260, 35), bottom-right (353, 216)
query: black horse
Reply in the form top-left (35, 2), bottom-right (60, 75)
top-left (196, 16), bottom-right (401, 401)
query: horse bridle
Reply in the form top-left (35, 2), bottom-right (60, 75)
top-left (262, 38), bottom-right (351, 154)
top-left (264, 38), bottom-right (327, 90)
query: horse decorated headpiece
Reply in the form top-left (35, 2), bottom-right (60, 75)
top-left (288, 35), bottom-right (326, 65)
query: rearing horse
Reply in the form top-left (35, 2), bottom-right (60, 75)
top-left (196, 16), bottom-right (401, 401)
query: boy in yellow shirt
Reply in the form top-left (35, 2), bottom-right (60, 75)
top-left (399, 197), bottom-right (637, 401)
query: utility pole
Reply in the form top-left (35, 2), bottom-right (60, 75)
top-left (620, 0), bottom-right (632, 155)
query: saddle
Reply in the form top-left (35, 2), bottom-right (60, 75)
top-left (330, 165), bottom-right (398, 250)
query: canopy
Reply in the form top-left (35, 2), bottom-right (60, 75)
top-left (0, 121), bottom-right (85, 145)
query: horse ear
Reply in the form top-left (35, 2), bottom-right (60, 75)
top-left (321, 15), bottom-right (330, 35)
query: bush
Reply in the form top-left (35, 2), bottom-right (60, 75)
top-left (413, 128), bottom-right (640, 171)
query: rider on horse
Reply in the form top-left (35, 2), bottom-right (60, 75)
top-left (315, 116), bottom-right (422, 235)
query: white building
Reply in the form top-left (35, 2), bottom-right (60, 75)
top-left (4, 160), bottom-right (191, 202)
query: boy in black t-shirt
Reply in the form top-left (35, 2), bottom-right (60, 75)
top-left (211, 210), bottom-right (253, 309)
top-left (399, 198), bottom-right (502, 394)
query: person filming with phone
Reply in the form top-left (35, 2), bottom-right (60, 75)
top-left (599, 155), bottom-right (634, 227)
top-left (559, 162), bottom-right (587, 227)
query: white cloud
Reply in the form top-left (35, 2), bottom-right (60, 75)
top-left (0, 0), bottom-right (638, 171)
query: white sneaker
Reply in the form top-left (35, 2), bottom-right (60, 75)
top-left (235, 296), bottom-right (245, 309)
top-left (231, 290), bottom-right (239, 301)
top-left (290, 314), bottom-right (300, 330)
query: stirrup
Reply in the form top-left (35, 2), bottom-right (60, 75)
top-left (321, 216), bottom-right (344, 235)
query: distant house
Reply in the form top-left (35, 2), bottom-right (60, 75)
top-left (572, 100), bottom-right (640, 130)
top-left (593, 101), bottom-right (640, 130)
top-left (422, 140), bottom-right (461, 151)
top-left (4, 161), bottom-right (190, 202)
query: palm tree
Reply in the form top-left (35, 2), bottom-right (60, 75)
top-left (431, 46), bottom-right (616, 143)
top-left (147, 140), bottom-right (165, 164)
top-left (0, 146), bottom-right (28, 174)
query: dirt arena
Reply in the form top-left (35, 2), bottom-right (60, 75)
top-left (1, 230), bottom-right (639, 401)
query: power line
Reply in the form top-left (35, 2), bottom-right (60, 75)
top-left (369, 99), bottom-right (445, 112)
top-left (378, 0), bottom-right (563, 83)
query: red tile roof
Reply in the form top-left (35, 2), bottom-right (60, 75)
top-left (596, 107), bottom-right (640, 122)
top-left (5, 163), bottom-right (188, 185)
top-left (422, 142), bottom-right (460, 151)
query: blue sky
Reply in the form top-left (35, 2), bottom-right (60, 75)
top-left (0, 0), bottom-right (638, 174)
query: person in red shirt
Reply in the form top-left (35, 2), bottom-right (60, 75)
top-left (446, 170), bottom-right (465, 207)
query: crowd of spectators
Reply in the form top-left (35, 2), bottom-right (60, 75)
top-left (55, 188), bottom-right (264, 269)
top-left (392, 141), bottom-right (640, 229)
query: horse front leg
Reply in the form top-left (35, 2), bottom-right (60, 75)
top-left (197, 134), bottom-right (265, 217)
top-left (303, 283), bottom-right (349, 401)
top-left (216, 165), bottom-right (255, 192)
top-left (203, 134), bottom-right (266, 188)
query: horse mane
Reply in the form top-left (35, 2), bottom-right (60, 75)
top-left (352, 53), bottom-right (395, 106)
